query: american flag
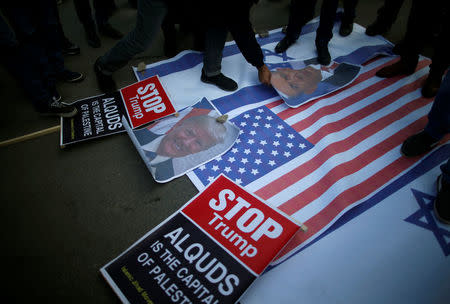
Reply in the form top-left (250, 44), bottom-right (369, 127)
top-left (190, 54), bottom-right (438, 263)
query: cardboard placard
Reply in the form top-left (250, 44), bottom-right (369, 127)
top-left (101, 175), bottom-right (300, 304)
top-left (120, 75), bottom-right (176, 129)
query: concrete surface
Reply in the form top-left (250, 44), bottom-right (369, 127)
top-left (0, 0), bottom-right (418, 302)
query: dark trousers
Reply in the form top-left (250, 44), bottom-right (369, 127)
top-left (401, 0), bottom-right (449, 77)
top-left (373, 0), bottom-right (405, 27)
top-left (73, 0), bottom-right (116, 30)
top-left (424, 72), bottom-right (450, 183)
top-left (316, 0), bottom-right (358, 44)
top-left (1, 1), bottom-right (63, 110)
top-left (99, 0), bottom-right (167, 72)
top-left (285, 0), bottom-right (358, 43)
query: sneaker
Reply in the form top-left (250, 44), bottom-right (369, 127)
top-left (339, 21), bottom-right (354, 37)
top-left (365, 20), bottom-right (391, 36)
top-left (434, 174), bottom-right (450, 225)
top-left (421, 72), bottom-right (443, 98)
top-left (375, 59), bottom-right (417, 78)
top-left (61, 37), bottom-right (80, 56)
top-left (40, 100), bottom-right (78, 118)
top-left (201, 70), bottom-right (238, 91)
top-left (85, 28), bottom-right (101, 48)
top-left (98, 23), bottom-right (123, 40)
top-left (52, 91), bottom-right (61, 103)
top-left (315, 40), bottom-right (331, 65)
top-left (94, 58), bottom-right (117, 93)
top-left (401, 130), bottom-right (440, 157)
top-left (57, 69), bottom-right (85, 83)
top-left (275, 36), bottom-right (295, 53)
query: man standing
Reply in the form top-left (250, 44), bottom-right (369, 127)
top-left (94, 0), bottom-right (271, 93)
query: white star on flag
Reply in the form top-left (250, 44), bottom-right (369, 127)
top-left (238, 168), bottom-right (246, 174)
top-left (251, 169), bottom-right (259, 175)
top-left (255, 159), bottom-right (262, 165)
top-left (212, 165), bottom-right (219, 171)
top-left (241, 158), bottom-right (248, 164)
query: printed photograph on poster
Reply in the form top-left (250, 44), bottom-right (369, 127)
top-left (124, 97), bottom-right (240, 183)
top-left (269, 58), bottom-right (361, 108)
top-left (120, 75), bottom-right (176, 129)
top-left (60, 91), bottom-right (126, 146)
top-left (100, 174), bottom-right (301, 304)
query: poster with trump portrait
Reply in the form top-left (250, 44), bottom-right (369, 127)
top-left (269, 58), bottom-right (361, 108)
top-left (123, 97), bottom-right (240, 183)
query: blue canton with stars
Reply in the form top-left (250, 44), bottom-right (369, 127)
top-left (404, 189), bottom-right (450, 256)
top-left (193, 106), bottom-right (313, 187)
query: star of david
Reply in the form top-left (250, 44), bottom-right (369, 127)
top-left (404, 189), bottom-right (450, 256)
top-left (262, 48), bottom-right (294, 62)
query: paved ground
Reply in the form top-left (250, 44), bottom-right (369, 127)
top-left (0, 0), bottom-right (416, 302)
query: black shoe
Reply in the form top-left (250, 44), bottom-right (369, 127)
top-left (61, 37), bottom-right (80, 56)
top-left (94, 58), bottom-right (117, 93)
top-left (316, 41), bottom-right (331, 65)
top-left (392, 42), bottom-right (405, 55)
top-left (401, 130), bottom-right (440, 157)
top-left (57, 69), bottom-right (85, 83)
top-left (275, 36), bottom-right (295, 53)
top-left (85, 28), bottom-right (101, 48)
top-left (98, 23), bottom-right (123, 40)
top-left (39, 100), bottom-right (78, 118)
top-left (339, 21), bottom-right (354, 37)
top-left (201, 70), bottom-right (238, 91)
top-left (375, 59), bottom-right (417, 78)
top-left (365, 20), bottom-right (391, 36)
top-left (434, 175), bottom-right (450, 225)
top-left (421, 72), bottom-right (443, 98)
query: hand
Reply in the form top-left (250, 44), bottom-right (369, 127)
top-left (258, 65), bottom-right (271, 86)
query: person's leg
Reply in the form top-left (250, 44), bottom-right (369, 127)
top-left (1, 7), bottom-right (77, 116)
top-left (401, 72), bottom-right (450, 156)
top-left (375, 0), bottom-right (430, 78)
top-left (315, 0), bottom-right (339, 65)
top-left (73, 0), bottom-right (101, 47)
top-left (42, 2), bottom-right (85, 84)
top-left (422, 13), bottom-right (450, 97)
top-left (366, 0), bottom-right (405, 36)
top-left (339, 0), bottom-right (358, 36)
top-left (55, 5), bottom-right (80, 56)
top-left (95, 0), bottom-right (123, 39)
top-left (435, 158), bottom-right (450, 224)
top-left (95, 0), bottom-right (168, 92)
top-left (275, 0), bottom-right (317, 53)
top-left (201, 26), bottom-right (237, 91)
top-left (161, 12), bottom-right (177, 57)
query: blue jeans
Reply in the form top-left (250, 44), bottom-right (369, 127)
top-left (98, 0), bottom-right (168, 73)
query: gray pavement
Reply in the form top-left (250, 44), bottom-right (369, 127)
top-left (0, 0), bottom-right (415, 303)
